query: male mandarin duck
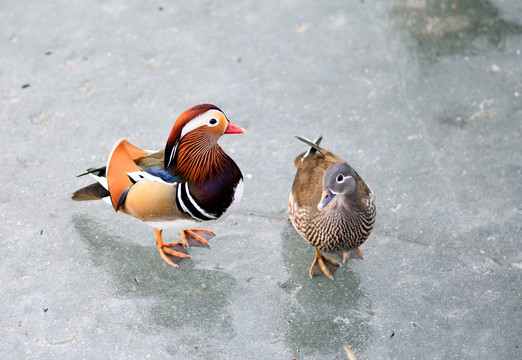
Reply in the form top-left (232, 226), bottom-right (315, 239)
top-left (72, 104), bottom-right (245, 267)
top-left (288, 136), bottom-right (376, 279)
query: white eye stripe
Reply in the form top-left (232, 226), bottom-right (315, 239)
top-left (180, 110), bottom-right (224, 139)
top-left (336, 175), bottom-right (353, 184)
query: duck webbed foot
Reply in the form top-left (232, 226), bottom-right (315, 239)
top-left (340, 247), bottom-right (364, 263)
top-left (155, 228), bottom-right (191, 267)
top-left (181, 229), bottom-right (216, 247)
top-left (310, 248), bottom-right (340, 280)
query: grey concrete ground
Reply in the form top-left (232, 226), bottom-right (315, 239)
top-left (1, 0), bottom-right (521, 359)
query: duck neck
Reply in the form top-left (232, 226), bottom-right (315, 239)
top-left (173, 130), bottom-right (228, 184)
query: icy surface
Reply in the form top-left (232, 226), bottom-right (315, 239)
top-left (1, 0), bottom-right (521, 359)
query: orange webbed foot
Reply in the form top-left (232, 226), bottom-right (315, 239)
top-left (310, 248), bottom-right (340, 280)
top-left (155, 228), bottom-right (191, 267)
top-left (339, 248), bottom-right (364, 264)
top-left (180, 229), bottom-right (216, 247)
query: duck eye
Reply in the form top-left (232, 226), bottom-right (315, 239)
top-left (209, 118), bottom-right (218, 125)
top-left (336, 174), bottom-right (344, 183)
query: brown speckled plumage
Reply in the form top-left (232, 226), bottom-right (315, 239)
top-left (288, 136), bottom-right (376, 279)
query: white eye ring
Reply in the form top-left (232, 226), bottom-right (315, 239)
top-left (336, 174), bottom-right (345, 183)
top-left (208, 118), bottom-right (218, 126)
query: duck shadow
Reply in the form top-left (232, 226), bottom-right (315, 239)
top-left (278, 224), bottom-right (373, 357)
top-left (71, 214), bottom-right (236, 338)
